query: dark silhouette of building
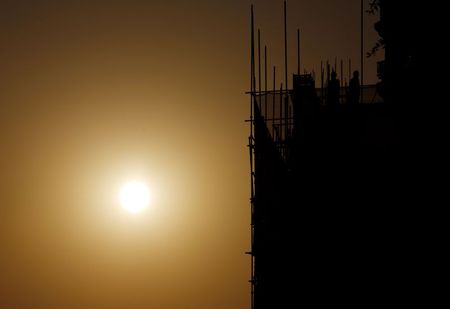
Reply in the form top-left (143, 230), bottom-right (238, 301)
top-left (375, 0), bottom-right (418, 107)
top-left (246, 2), bottom-right (424, 308)
top-left (374, 1), bottom-right (422, 152)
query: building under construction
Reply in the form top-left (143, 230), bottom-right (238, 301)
top-left (246, 1), bottom-right (421, 307)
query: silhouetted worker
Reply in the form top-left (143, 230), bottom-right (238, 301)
top-left (327, 71), bottom-right (340, 111)
top-left (348, 70), bottom-right (360, 105)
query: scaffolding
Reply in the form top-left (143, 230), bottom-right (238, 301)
top-left (246, 2), bottom-right (384, 309)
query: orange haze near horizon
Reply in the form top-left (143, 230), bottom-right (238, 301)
top-left (0, 1), bottom-right (381, 308)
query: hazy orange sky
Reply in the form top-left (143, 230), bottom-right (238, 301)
top-left (0, 1), bottom-right (381, 308)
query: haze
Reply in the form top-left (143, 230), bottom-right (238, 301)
top-left (0, 1), bottom-right (381, 308)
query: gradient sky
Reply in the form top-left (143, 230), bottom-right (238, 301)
top-left (0, 1), bottom-right (381, 308)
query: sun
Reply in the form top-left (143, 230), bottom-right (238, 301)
top-left (119, 181), bottom-right (151, 213)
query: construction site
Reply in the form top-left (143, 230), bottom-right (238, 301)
top-left (246, 1), bottom-right (419, 307)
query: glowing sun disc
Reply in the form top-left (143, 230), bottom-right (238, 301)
top-left (119, 181), bottom-right (150, 213)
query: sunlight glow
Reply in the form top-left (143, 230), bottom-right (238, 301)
top-left (119, 181), bottom-right (151, 213)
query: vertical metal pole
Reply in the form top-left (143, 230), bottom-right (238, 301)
top-left (283, 0), bottom-right (288, 159)
top-left (280, 83), bottom-right (283, 149)
top-left (273, 66), bottom-right (276, 135)
top-left (249, 6), bottom-right (255, 309)
top-left (264, 45), bottom-right (268, 117)
top-left (361, 0), bottom-right (364, 104)
top-left (297, 29), bottom-right (300, 75)
top-left (251, 6), bottom-right (255, 126)
top-left (285, 85), bottom-right (289, 142)
top-left (258, 29), bottom-right (261, 95)
top-left (284, 0), bottom-right (288, 91)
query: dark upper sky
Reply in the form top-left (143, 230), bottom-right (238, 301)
top-left (0, 1), bottom-right (381, 308)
